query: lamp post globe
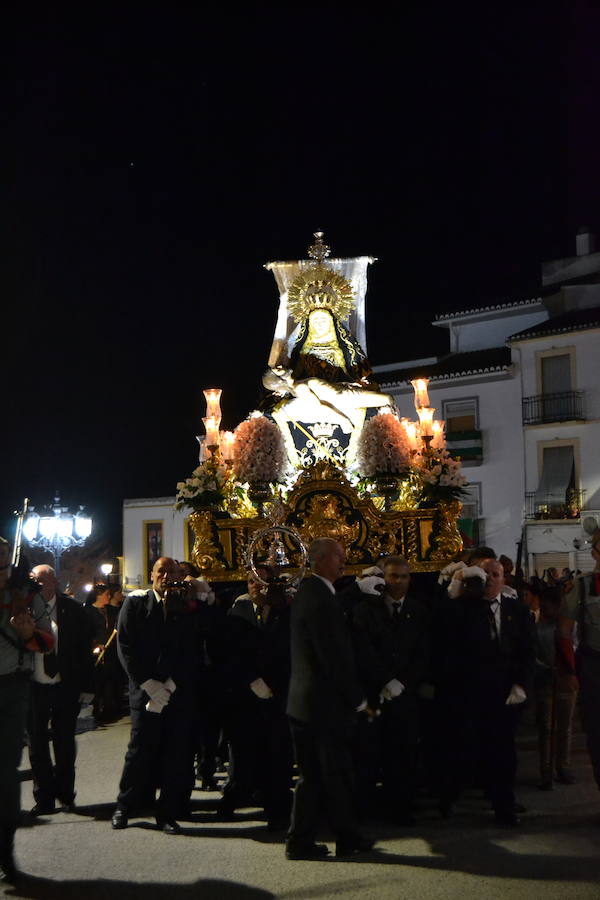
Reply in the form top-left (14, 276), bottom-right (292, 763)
top-left (22, 495), bottom-right (93, 585)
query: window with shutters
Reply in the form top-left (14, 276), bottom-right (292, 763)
top-left (525, 440), bottom-right (584, 519)
top-left (522, 347), bottom-right (584, 425)
top-left (442, 397), bottom-right (479, 432)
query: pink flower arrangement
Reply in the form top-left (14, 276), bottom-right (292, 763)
top-left (233, 414), bottom-right (287, 485)
top-left (356, 412), bottom-right (411, 476)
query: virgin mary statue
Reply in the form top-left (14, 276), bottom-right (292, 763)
top-left (261, 233), bottom-right (394, 467)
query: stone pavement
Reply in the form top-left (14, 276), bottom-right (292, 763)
top-left (3, 713), bottom-right (599, 900)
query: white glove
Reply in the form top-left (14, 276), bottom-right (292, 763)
top-left (186, 577), bottom-right (215, 605)
top-left (438, 561), bottom-right (465, 585)
top-left (146, 696), bottom-right (169, 714)
top-left (141, 678), bottom-right (173, 706)
top-left (505, 684), bottom-right (527, 706)
top-left (447, 571), bottom-right (465, 598)
top-left (357, 575), bottom-right (386, 596)
top-left (144, 677), bottom-right (176, 713)
top-left (356, 699), bottom-right (368, 712)
top-left (381, 678), bottom-right (405, 701)
top-left (250, 677), bottom-right (273, 700)
top-left (79, 692), bottom-right (94, 705)
top-left (462, 566), bottom-right (487, 582)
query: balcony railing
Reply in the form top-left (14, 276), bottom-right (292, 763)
top-left (522, 391), bottom-right (585, 425)
top-left (525, 489), bottom-right (586, 520)
top-left (446, 430), bottom-right (483, 465)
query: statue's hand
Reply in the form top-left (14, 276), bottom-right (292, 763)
top-left (262, 367), bottom-right (296, 395)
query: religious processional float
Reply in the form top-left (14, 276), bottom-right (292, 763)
top-left (175, 233), bottom-right (466, 581)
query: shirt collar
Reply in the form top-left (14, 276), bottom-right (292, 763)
top-left (313, 573), bottom-right (335, 595)
top-left (384, 593), bottom-right (404, 614)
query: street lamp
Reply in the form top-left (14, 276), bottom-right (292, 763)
top-left (22, 495), bottom-right (92, 582)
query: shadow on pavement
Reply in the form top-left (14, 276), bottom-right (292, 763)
top-left (4, 876), bottom-right (274, 900)
top-left (320, 817), bottom-right (600, 884)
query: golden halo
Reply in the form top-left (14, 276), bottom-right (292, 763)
top-left (287, 264), bottom-right (356, 323)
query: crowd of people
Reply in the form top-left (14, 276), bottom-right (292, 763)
top-left (1, 528), bottom-right (599, 880)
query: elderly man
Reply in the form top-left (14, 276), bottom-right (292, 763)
top-left (0, 540), bottom-right (54, 883)
top-left (558, 527), bottom-right (600, 791)
top-left (27, 564), bottom-right (95, 816)
top-left (286, 538), bottom-right (373, 859)
top-left (352, 555), bottom-right (430, 823)
top-left (112, 557), bottom-right (203, 834)
top-left (443, 558), bottom-right (534, 825)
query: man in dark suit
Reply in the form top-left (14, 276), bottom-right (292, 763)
top-left (286, 538), bottom-right (373, 860)
top-left (444, 559), bottom-right (534, 825)
top-left (219, 567), bottom-right (293, 828)
top-left (111, 557), bottom-right (204, 834)
top-left (352, 556), bottom-right (430, 823)
top-left (27, 565), bottom-right (95, 816)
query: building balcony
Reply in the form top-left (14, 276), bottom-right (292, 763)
top-left (525, 489), bottom-right (586, 520)
top-left (522, 391), bottom-right (585, 426)
top-left (446, 430), bottom-right (483, 466)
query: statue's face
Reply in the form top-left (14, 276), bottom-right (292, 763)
top-left (309, 309), bottom-right (334, 339)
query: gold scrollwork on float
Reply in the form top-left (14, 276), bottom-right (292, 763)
top-left (290, 492), bottom-right (361, 557)
top-left (189, 511), bottom-right (226, 572)
top-left (429, 500), bottom-right (463, 561)
top-left (188, 460), bottom-right (461, 581)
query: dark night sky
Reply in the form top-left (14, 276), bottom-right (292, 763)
top-left (5, 4), bottom-right (600, 550)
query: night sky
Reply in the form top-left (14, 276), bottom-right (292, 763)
top-left (5, 4), bottom-right (599, 551)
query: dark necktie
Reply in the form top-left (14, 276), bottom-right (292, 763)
top-left (488, 599), bottom-right (499, 642)
top-left (391, 601), bottom-right (402, 623)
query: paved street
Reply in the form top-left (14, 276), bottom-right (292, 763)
top-left (4, 714), bottom-right (599, 900)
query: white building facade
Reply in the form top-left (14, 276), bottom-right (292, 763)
top-left (374, 231), bottom-right (600, 575)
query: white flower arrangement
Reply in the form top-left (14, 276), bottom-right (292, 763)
top-left (232, 414), bottom-right (287, 485)
top-left (356, 412), bottom-right (411, 477)
top-left (175, 459), bottom-right (229, 510)
top-left (414, 445), bottom-right (468, 503)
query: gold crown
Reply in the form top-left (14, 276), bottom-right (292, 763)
top-left (288, 264), bottom-right (356, 323)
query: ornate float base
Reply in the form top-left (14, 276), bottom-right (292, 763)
top-left (190, 462), bottom-right (462, 581)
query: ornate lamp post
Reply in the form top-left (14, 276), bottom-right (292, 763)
top-left (22, 495), bottom-right (92, 583)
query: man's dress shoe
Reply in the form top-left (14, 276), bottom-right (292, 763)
top-left (111, 808), bottom-right (128, 829)
top-left (158, 820), bottom-right (181, 835)
top-left (285, 842), bottom-right (329, 860)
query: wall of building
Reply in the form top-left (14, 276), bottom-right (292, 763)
top-left (516, 328), bottom-right (600, 508)
top-left (122, 497), bottom-right (190, 589)
top-left (516, 328), bottom-right (600, 417)
top-left (436, 306), bottom-right (547, 353)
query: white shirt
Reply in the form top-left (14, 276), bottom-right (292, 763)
top-left (313, 574), bottom-right (335, 595)
top-left (33, 594), bottom-right (60, 684)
